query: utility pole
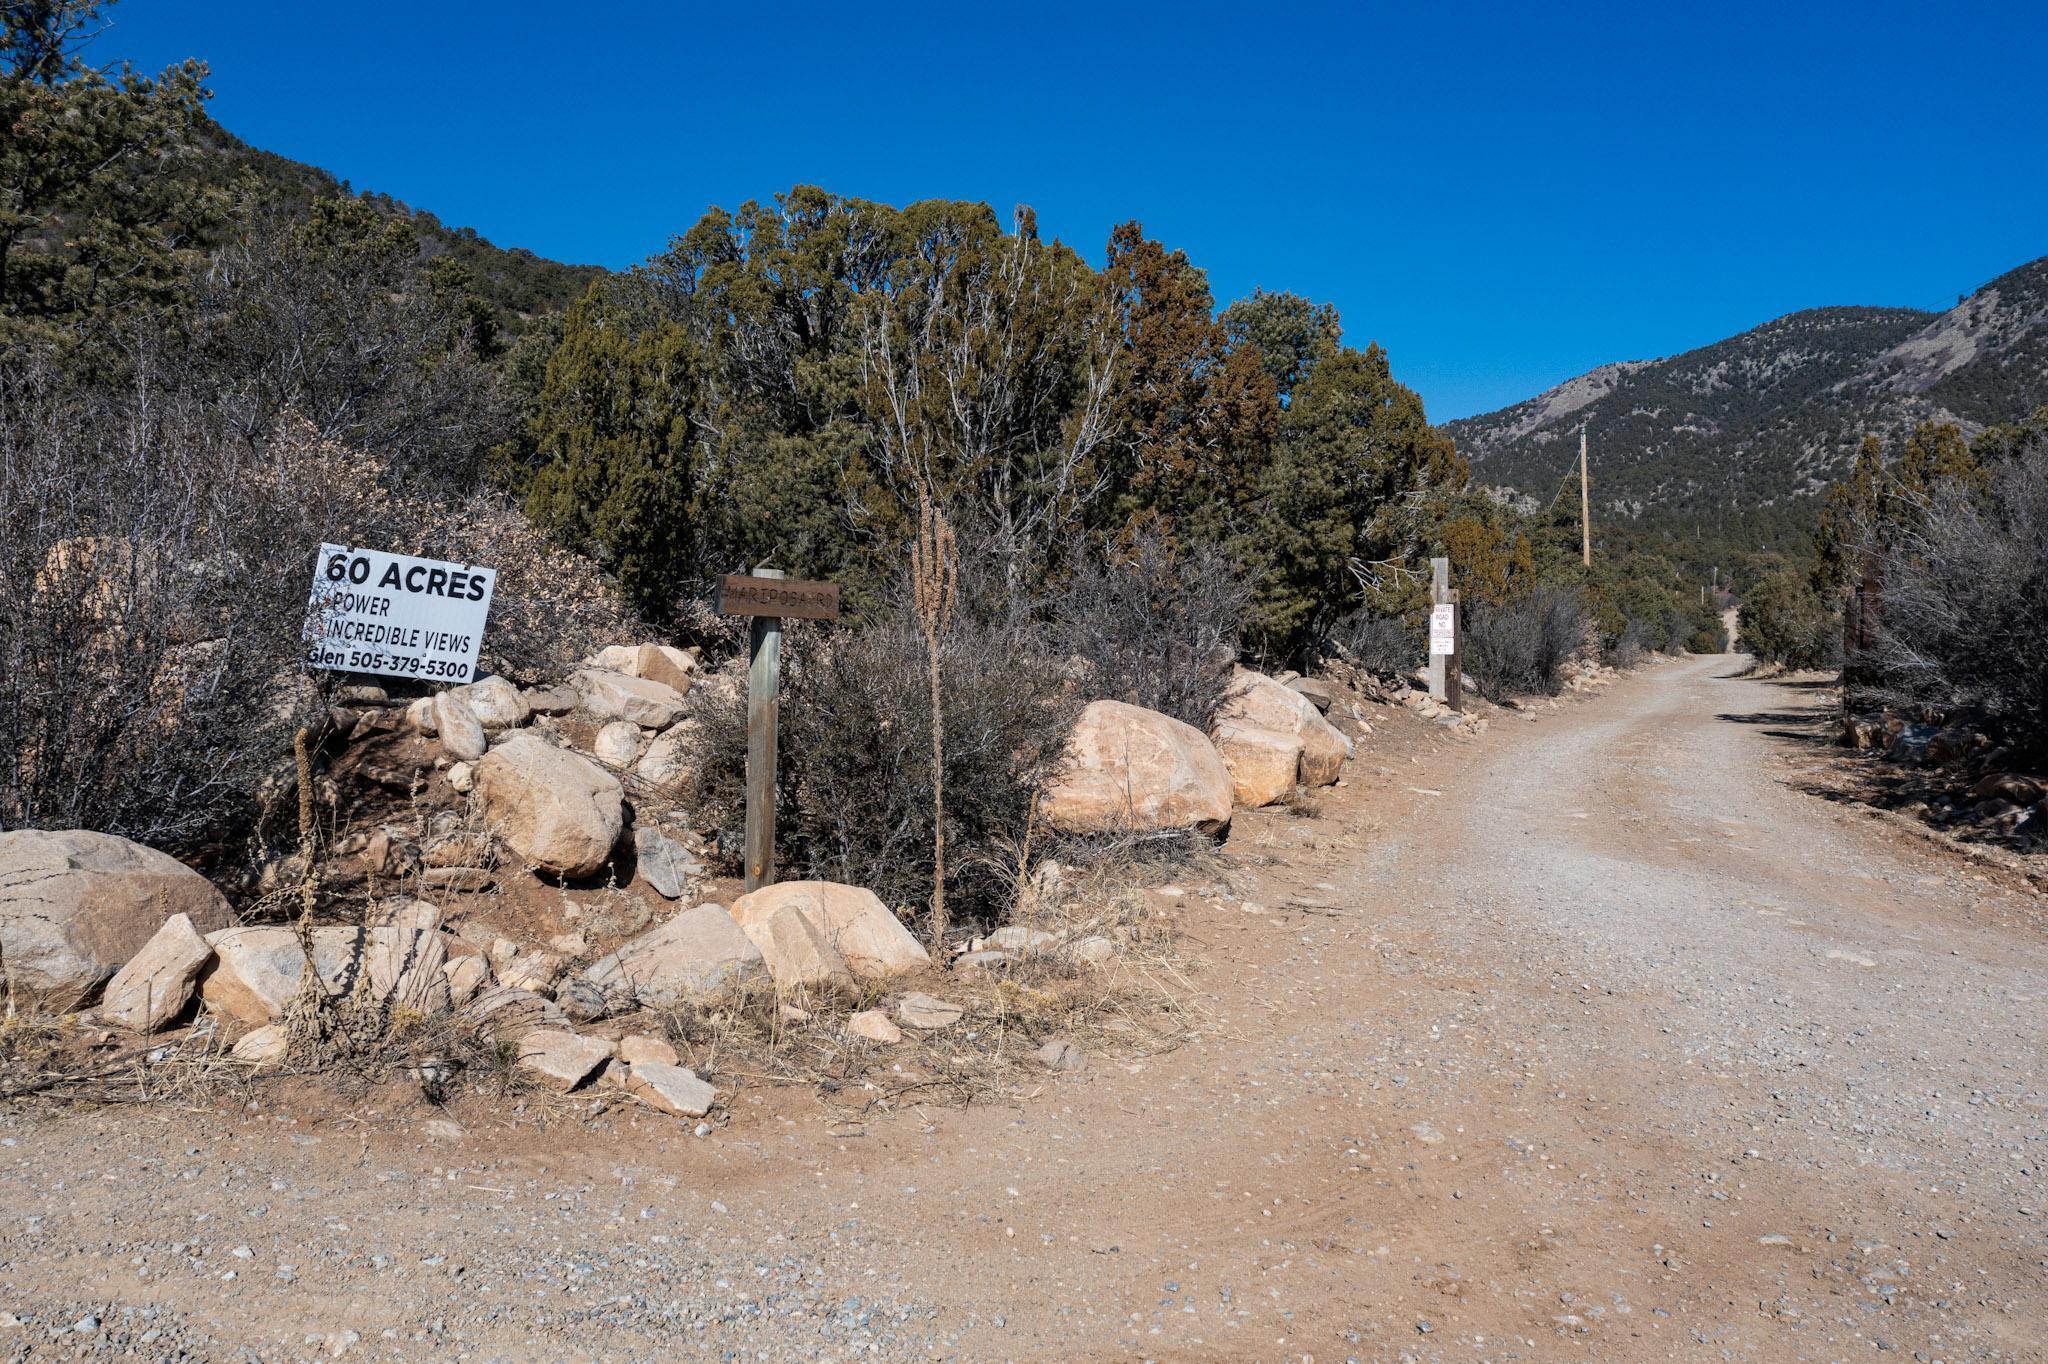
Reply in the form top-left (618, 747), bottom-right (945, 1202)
top-left (1579, 428), bottom-right (1592, 567)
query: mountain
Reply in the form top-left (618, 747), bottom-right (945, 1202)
top-left (197, 118), bottom-right (607, 325)
top-left (1445, 256), bottom-right (2048, 519)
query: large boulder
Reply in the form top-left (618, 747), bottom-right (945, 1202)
top-left (728, 881), bottom-right (930, 981)
top-left (1216, 669), bottom-right (1350, 786)
top-left (574, 669), bottom-right (688, 729)
top-left (581, 903), bottom-right (768, 1008)
top-left (1210, 720), bottom-right (1305, 808)
top-left (0, 830), bottom-right (233, 1010)
top-left (474, 733), bottom-right (623, 878)
top-left (1038, 701), bottom-right (1234, 835)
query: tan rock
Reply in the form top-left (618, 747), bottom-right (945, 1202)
top-left (516, 1028), bottom-right (611, 1092)
top-left (625, 1061), bottom-right (717, 1118)
top-left (498, 948), bottom-right (562, 995)
top-left (635, 643), bottom-right (698, 693)
top-left (1068, 935), bottom-right (1116, 965)
top-left (100, 913), bottom-right (213, 1032)
top-left (523, 684), bottom-right (579, 716)
top-left (448, 675), bottom-right (529, 730)
top-left (582, 903), bottom-right (769, 1008)
top-left (1210, 720), bottom-right (1304, 808)
top-left (1038, 701), bottom-right (1234, 835)
top-left (977, 926), bottom-right (1061, 955)
top-left (1971, 772), bottom-right (2045, 805)
top-left (635, 720), bottom-right (703, 793)
top-left (231, 1024), bottom-right (288, 1065)
top-left (729, 881), bottom-right (930, 982)
top-left (1217, 669), bottom-right (1349, 786)
top-left (894, 992), bottom-right (963, 1029)
top-left (846, 1008), bottom-right (902, 1044)
top-left (464, 985), bottom-right (568, 1038)
top-left (1287, 675), bottom-right (1337, 712)
top-left (433, 692), bottom-right (486, 762)
top-left (592, 721), bottom-right (645, 769)
top-left (407, 696), bottom-right (438, 734)
top-left (574, 669), bottom-right (687, 729)
top-left (442, 953), bottom-right (489, 1005)
top-left (473, 733), bottom-right (623, 878)
top-left (618, 1033), bottom-right (679, 1067)
top-left (420, 866), bottom-right (492, 892)
top-left (447, 761), bottom-right (475, 794)
top-left (740, 905), bottom-right (857, 1000)
top-left (0, 829), bottom-right (233, 1010)
top-left (200, 927), bottom-right (318, 1029)
top-left (1037, 1038), bottom-right (1086, 1072)
top-left (632, 826), bottom-right (702, 900)
top-left (359, 924), bottom-right (451, 1014)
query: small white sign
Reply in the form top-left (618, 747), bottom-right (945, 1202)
top-left (1429, 603), bottom-right (1457, 656)
top-left (304, 543), bottom-right (496, 684)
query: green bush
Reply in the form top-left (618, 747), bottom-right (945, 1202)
top-left (1737, 570), bottom-right (1840, 670)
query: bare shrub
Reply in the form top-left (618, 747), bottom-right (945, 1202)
top-left (1663, 609), bottom-right (1694, 654)
top-left (1610, 618), bottom-right (1650, 670)
top-left (1328, 607), bottom-right (1416, 678)
top-left (696, 557), bottom-right (1079, 933)
top-left (0, 354), bottom-right (633, 851)
top-left (1051, 530), bottom-right (1248, 730)
top-left (1461, 586), bottom-right (1587, 699)
top-left (1864, 452), bottom-right (2048, 755)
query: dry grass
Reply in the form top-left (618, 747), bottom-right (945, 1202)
top-left (609, 833), bottom-right (1221, 1127)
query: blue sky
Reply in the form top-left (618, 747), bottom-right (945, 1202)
top-left (103, 1), bottom-right (2046, 420)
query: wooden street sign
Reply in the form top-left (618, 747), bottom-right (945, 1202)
top-left (715, 568), bottom-right (840, 892)
top-left (716, 574), bottom-right (840, 621)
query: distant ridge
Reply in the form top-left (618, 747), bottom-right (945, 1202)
top-left (1445, 256), bottom-right (2048, 517)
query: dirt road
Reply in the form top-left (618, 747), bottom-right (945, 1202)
top-left (3, 656), bottom-right (2043, 1361)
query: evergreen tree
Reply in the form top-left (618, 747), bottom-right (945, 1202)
top-left (0, 0), bottom-right (220, 347)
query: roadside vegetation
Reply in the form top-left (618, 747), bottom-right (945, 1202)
top-left (0, 0), bottom-right (1740, 1116)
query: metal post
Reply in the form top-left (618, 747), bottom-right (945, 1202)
top-left (743, 568), bottom-right (785, 892)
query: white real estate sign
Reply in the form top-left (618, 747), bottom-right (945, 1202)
top-left (1428, 603), bottom-right (1457, 656)
top-left (304, 543), bottom-right (496, 684)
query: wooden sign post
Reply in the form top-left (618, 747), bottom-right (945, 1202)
top-left (716, 569), bottom-right (840, 892)
top-left (1427, 557), bottom-right (1462, 713)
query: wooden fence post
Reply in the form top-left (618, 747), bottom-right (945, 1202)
top-left (743, 568), bottom-right (785, 893)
